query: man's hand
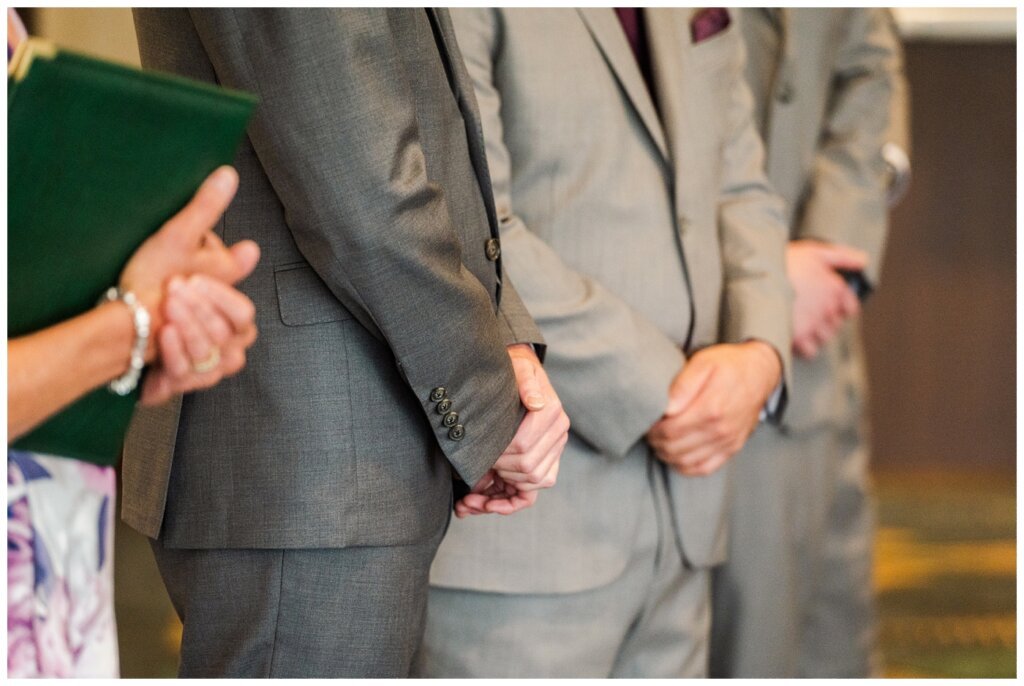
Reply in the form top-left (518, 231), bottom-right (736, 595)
top-left (787, 240), bottom-right (867, 359)
top-left (647, 341), bottom-right (781, 477)
top-left (455, 344), bottom-right (569, 518)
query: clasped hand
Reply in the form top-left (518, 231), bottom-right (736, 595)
top-left (787, 239), bottom-right (867, 359)
top-left (647, 341), bottom-right (781, 477)
top-left (455, 344), bottom-right (570, 518)
top-left (117, 166), bottom-right (261, 405)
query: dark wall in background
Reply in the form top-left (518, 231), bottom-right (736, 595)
top-left (15, 7), bottom-right (38, 33)
top-left (864, 41), bottom-right (1015, 469)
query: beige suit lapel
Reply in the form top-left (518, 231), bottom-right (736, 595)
top-left (576, 7), bottom-right (669, 163)
top-left (760, 8), bottom-right (795, 186)
top-left (645, 9), bottom-right (693, 222)
top-left (773, 9), bottom-right (796, 71)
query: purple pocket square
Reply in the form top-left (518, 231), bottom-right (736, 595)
top-left (691, 8), bottom-right (731, 43)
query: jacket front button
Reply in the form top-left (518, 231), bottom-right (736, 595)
top-left (429, 387), bottom-right (447, 402)
top-left (448, 424), bottom-right (466, 441)
top-left (442, 411), bottom-right (460, 428)
top-left (485, 238), bottom-right (501, 261)
top-left (436, 398), bottom-right (453, 414)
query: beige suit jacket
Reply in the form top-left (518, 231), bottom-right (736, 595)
top-left (430, 8), bottom-right (791, 593)
top-left (739, 8), bottom-right (909, 432)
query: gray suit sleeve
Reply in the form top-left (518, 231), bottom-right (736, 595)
top-left (185, 8), bottom-right (521, 486)
top-left (494, 271), bottom-right (546, 359)
top-left (717, 33), bottom-right (794, 394)
top-left (797, 8), bottom-right (906, 285)
top-left (452, 8), bottom-right (686, 459)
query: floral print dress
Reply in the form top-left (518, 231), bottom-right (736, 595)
top-left (7, 9), bottom-right (119, 678)
top-left (7, 452), bottom-right (120, 677)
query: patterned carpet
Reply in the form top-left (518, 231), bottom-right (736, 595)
top-left (874, 468), bottom-right (1016, 678)
top-left (113, 466), bottom-right (1017, 677)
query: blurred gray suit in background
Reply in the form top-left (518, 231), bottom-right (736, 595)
top-left (710, 8), bottom-right (910, 678)
top-left (414, 8), bottom-right (790, 678)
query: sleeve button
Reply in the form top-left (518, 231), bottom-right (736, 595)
top-left (429, 387), bottom-right (447, 402)
top-left (436, 398), bottom-right (453, 414)
top-left (442, 411), bottom-right (460, 428)
top-left (448, 424), bottom-right (466, 441)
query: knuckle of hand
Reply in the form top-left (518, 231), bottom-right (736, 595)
top-left (240, 300), bottom-right (257, 322)
top-left (557, 413), bottom-right (571, 434)
top-left (714, 422), bottom-right (731, 440)
top-left (517, 452), bottom-right (538, 472)
top-left (212, 328), bottom-right (231, 346)
top-left (525, 466), bottom-right (545, 484)
top-left (227, 356), bottom-right (245, 376)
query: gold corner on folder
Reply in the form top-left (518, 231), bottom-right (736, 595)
top-left (9, 38), bottom-right (58, 82)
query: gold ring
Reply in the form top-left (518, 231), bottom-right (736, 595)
top-left (192, 347), bottom-right (221, 374)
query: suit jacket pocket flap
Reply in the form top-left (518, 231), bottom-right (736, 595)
top-left (274, 263), bottom-right (352, 327)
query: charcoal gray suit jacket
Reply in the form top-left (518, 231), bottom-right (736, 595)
top-left (122, 8), bottom-right (542, 549)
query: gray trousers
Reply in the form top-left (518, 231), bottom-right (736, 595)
top-left (799, 433), bottom-right (878, 677)
top-left (709, 424), bottom-right (877, 678)
top-left (413, 465), bottom-right (710, 678)
top-left (151, 521), bottom-right (447, 678)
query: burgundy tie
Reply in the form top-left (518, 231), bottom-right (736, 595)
top-left (614, 8), bottom-right (654, 97)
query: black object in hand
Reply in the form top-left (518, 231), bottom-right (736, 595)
top-left (836, 269), bottom-right (873, 302)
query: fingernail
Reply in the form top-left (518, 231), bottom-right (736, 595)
top-left (210, 167), bottom-right (235, 192)
top-left (168, 277), bottom-right (184, 294)
top-left (527, 393), bottom-right (545, 408)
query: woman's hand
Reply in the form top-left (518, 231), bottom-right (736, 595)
top-left (141, 272), bottom-right (259, 406)
top-left (123, 165), bottom-right (263, 403)
top-left (7, 167), bottom-right (262, 438)
top-left (118, 166), bottom-right (259, 358)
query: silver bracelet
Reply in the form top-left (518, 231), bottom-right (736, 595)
top-left (98, 287), bottom-right (151, 395)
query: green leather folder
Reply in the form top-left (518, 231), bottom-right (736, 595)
top-left (8, 39), bottom-right (257, 465)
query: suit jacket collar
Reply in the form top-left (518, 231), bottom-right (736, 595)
top-left (750, 7), bottom-right (793, 145)
top-left (645, 10), bottom-right (685, 170)
top-left (576, 7), bottom-right (669, 163)
top-left (646, 8), bottom-right (706, 226)
top-left (763, 8), bottom-right (795, 63)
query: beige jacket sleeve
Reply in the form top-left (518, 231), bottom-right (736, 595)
top-left (451, 8), bottom-right (687, 458)
top-left (797, 8), bottom-right (909, 285)
top-left (717, 33), bottom-right (794, 399)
